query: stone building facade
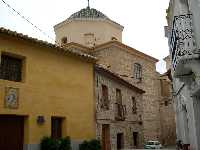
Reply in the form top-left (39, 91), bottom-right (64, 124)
top-left (153, 56), bottom-right (176, 146)
top-left (166, 0), bottom-right (200, 149)
top-left (92, 41), bottom-right (161, 142)
top-left (95, 65), bottom-right (145, 149)
top-left (159, 68), bottom-right (176, 146)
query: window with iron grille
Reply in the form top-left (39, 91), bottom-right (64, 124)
top-left (134, 63), bottom-right (142, 81)
top-left (132, 97), bottom-right (137, 114)
top-left (0, 54), bottom-right (22, 82)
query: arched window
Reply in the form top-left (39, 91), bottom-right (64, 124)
top-left (61, 37), bottom-right (68, 45)
top-left (111, 37), bottom-right (118, 41)
top-left (134, 63), bottom-right (142, 81)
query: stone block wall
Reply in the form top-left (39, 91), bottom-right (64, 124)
top-left (95, 70), bottom-right (144, 149)
top-left (96, 121), bottom-right (144, 149)
top-left (93, 45), bottom-right (161, 142)
top-left (159, 76), bottom-right (176, 145)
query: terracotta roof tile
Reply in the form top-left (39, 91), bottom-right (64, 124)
top-left (93, 40), bottom-right (159, 62)
top-left (95, 65), bottom-right (145, 94)
top-left (0, 27), bottom-right (97, 62)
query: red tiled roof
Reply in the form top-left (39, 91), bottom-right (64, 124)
top-left (95, 65), bottom-right (145, 94)
top-left (0, 27), bottom-right (97, 62)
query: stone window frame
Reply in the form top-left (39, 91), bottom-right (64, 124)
top-left (134, 63), bottom-right (142, 81)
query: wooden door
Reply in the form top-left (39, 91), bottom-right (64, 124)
top-left (102, 124), bottom-right (111, 150)
top-left (0, 115), bottom-right (24, 150)
top-left (51, 117), bottom-right (62, 139)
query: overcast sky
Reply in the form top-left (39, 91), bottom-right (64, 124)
top-left (0, 0), bottom-right (170, 73)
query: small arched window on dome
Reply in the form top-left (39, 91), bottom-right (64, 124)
top-left (61, 37), bottom-right (68, 45)
top-left (134, 63), bottom-right (142, 81)
top-left (111, 37), bottom-right (118, 41)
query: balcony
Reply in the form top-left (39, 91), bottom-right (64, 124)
top-left (169, 14), bottom-right (199, 77)
top-left (114, 103), bottom-right (127, 121)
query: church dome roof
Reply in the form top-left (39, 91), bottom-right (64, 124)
top-left (68, 7), bottom-right (109, 20)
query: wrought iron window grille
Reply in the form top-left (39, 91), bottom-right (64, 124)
top-left (0, 55), bottom-right (22, 82)
top-left (169, 14), bottom-right (196, 71)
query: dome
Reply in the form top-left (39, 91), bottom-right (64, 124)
top-left (68, 7), bottom-right (109, 20)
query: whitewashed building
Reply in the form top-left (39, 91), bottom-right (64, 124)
top-left (166, 0), bottom-right (200, 149)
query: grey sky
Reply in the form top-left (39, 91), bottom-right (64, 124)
top-left (0, 0), bottom-right (170, 73)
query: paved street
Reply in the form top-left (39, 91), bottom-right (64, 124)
top-left (124, 146), bottom-right (176, 150)
top-left (124, 149), bottom-right (176, 150)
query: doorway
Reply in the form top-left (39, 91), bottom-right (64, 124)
top-left (0, 115), bottom-right (24, 150)
top-left (117, 133), bottom-right (124, 150)
top-left (102, 124), bottom-right (111, 150)
top-left (133, 132), bottom-right (138, 148)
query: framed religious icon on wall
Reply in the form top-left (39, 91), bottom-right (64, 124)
top-left (4, 87), bottom-right (19, 109)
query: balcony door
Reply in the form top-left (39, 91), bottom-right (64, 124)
top-left (116, 89), bottom-right (122, 104)
top-left (116, 89), bottom-right (123, 117)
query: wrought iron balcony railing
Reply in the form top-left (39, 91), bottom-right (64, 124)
top-left (114, 103), bottom-right (127, 121)
top-left (169, 14), bottom-right (196, 72)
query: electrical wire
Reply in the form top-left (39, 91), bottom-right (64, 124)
top-left (1, 0), bottom-right (55, 43)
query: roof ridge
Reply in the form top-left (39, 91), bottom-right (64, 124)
top-left (94, 41), bottom-right (159, 62)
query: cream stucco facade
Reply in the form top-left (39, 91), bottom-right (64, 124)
top-left (0, 28), bottom-right (96, 150)
top-left (54, 20), bottom-right (123, 47)
top-left (54, 7), bottom-right (123, 47)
